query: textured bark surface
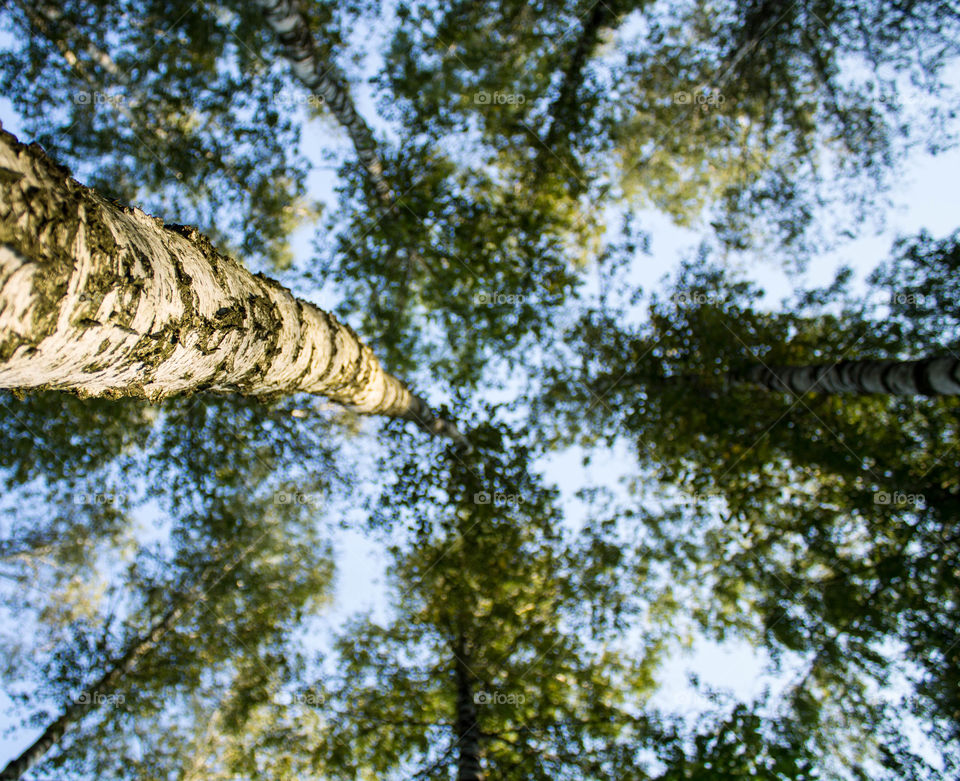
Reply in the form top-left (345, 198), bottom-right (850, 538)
top-left (455, 650), bottom-right (484, 781)
top-left (0, 126), bottom-right (466, 445)
top-left (257, 0), bottom-right (392, 202)
top-left (736, 357), bottom-right (960, 396)
top-left (0, 577), bottom-right (208, 780)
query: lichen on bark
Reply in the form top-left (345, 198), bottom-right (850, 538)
top-left (0, 125), bottom-right (468, 446)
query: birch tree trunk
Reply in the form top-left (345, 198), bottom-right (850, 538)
top-left (0, 574), bottom-right (211, 780)
top-left (455, 650), bottom-right (484, 781)
top-left (0, 125), bottom-right (465, 445)
top-left (535, 0), bottom-right (620, 179)
top-left (256, 0), bottom-right (392, 202)
top-left (734, 357), bottom-right (960, 396)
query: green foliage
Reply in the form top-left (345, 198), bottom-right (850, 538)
top-left (292, 419), bottom-right (660, 779)
top-left (2, 0), bottom-right (960, 778)
top-left (0, 0), bottom-right (334, 268)
top-left (316, 146), bottom-right (590, 387)
top-left (539, 237), bottom-right (960, 773)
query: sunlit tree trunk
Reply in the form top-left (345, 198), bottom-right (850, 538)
top-left (0, 126), bottom-right (465, 444)
top-left (735, 357), bottom-right (960, 396)
top-left (256, 0), bottom-right (392, 202)
top-left (455, 647), bottom-right (483, 781)
top-left (256, 0), bottom-right (435, 280)
top-left (0, 580), bottom-right (207, 780)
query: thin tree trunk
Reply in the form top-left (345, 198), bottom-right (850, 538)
top-left (31, 0), bottom-right (136, 90)
top-left (454, 648), bottom-right (483, 781)
top-left (256, 0), bottom-right (391, 202)
top-left (255, 0), bottom-right (435, 285)
top-left (534, 0), bottom-right (620, 179)
top-left (0, 574), bottom-right (212, 780)
top-left (0, 125), bottom-right (466, 446)
top-left (734, 357), bottom-right (960, 396)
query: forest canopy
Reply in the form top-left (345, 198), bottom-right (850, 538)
top-left (0, 0), bottom-right (959, 778)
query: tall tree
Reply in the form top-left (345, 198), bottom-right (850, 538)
top-left (209, 419), bottom-right (831, 778)
top-left (0, 126), bottom-right (465, 444)
top-left (612, 0), bottom-right (960, 253)
top-left (733, 355), bottom-right (960, 396)
top-left (1, 561), bottom-right (223, 780)
top-left (317, 144), bottom-right (590, 388)
top-left (538, 242), bottom-right (960, 774)
top-left (0, 0), bottom-right (328, 268)
top-left (383, 0), bottom-right (960, 254)
top-left (281, 421), bottom-right (661, 779)
top-left (0, 407), bottom-right (340, 779)
top-left (256, 0), bottom-right (392, 203)
top-left (533, 0), bottom-right (648, 188)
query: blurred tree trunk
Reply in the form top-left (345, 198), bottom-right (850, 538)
top-left (0, 575), bottom-right (211, 780)
top-left (541, 0), bottom-right (619, 153)
top-left (455, 645), bottom-right (484, 781)
top-left (734, 357), bottom-right (960, 396)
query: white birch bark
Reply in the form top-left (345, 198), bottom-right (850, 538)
top-left (737, 357), bottom-right (960, 396)
top-left (0, 125), bottom-right (466, 445)
top-left (256, 0), bottom-right (392, 202)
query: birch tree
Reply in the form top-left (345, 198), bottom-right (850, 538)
top-left (223, 420), bottom-right (827, 778)
top-left (538, 247), bottom-right (960, 773)
top-left (0, 125), bottom-right (465, 445)
top-left (0, 0), bottom-right (326, 268)
top-left (280, 421), bottom-right (658, 780)
top-left (384, 0), bottom-right (960, 255)
top-left (1, 571), bottom-right (216, 780)
top-left (256, 0), bottom-right (392, 202)
top-left (733, 355), bottom-right (960, 396)
top-left (255, 0), bottom-right (447, 293)
top-left (0, 446), bottom-right (336, 780)
top-left (532, 0), bottom-right (647, 188)
top-left (613, 0), bottom-right (960, 254)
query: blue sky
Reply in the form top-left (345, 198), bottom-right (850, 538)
top-left (1, 7), bottom-right (959, 775)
